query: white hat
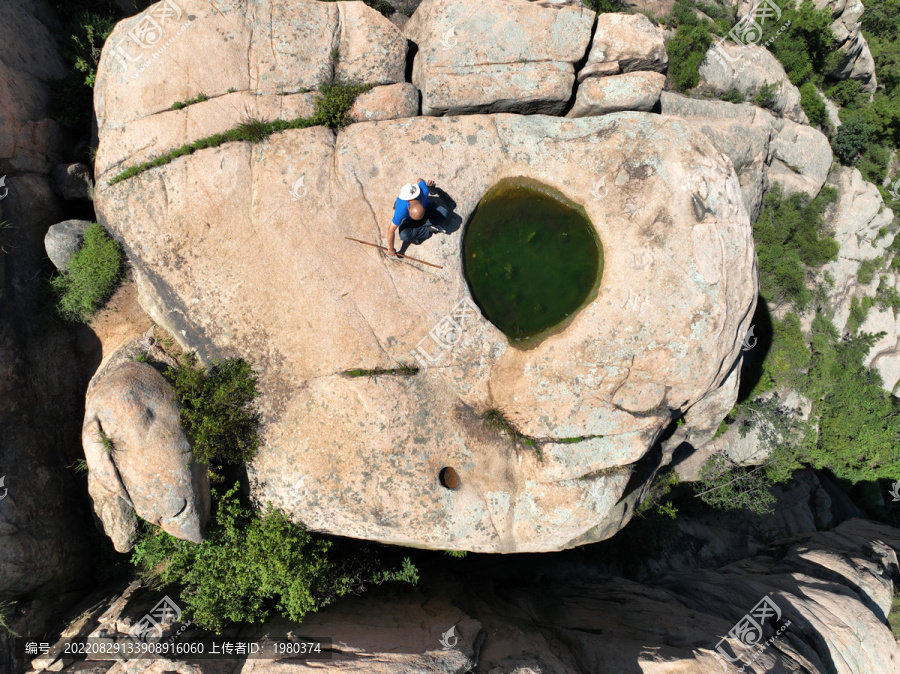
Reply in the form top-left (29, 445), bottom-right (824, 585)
top-left (399, 183), bottom-right (421, 200)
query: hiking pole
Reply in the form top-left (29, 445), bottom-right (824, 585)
top-left (344, 237), bottom-right (444, 269)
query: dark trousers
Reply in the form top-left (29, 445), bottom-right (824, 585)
top-left (398, 204), bottom-right (449, 244)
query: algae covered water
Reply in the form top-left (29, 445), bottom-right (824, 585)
top-left (463, 179), bottom-right (602, 342)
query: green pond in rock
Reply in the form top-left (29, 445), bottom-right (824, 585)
top-left (463, 179), bottom-right (603, 342)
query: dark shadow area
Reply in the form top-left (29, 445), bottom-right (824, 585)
top-left (737, 294), bottom-right (774, 403)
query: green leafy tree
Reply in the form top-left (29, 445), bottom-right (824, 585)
top-left (803, 316), bottom-right (900, 480)
top-left (832, 117), bottom-right (873, 165)
top-left (132, 483), bottom-right (418, 632)
top-left (166, 355), bottom-right (261, 477)
top-left (753, 184), bottom-right (839, 308)
top-left (799, 82), bottom-right (828, 128)
top-left (758, 0), bottom-right (838, 87)
top-left (666, 1), bottom-right (713, 93)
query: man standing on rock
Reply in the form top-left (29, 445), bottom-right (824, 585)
top-left (386, 179), bottom-right (449, 257)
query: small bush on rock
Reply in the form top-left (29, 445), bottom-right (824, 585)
top-left (166, 355), bottom-right (261, 477)
top-left (50, 223), bottom-right (123, 322)
top-left (666, 2), bottom-right (713, 93)
top-left (753, 82), bottom-right (780, 110)
top-left (754, 184), bottom-right (839, 309)
top-left (799, 82), bottom-right (828, 128)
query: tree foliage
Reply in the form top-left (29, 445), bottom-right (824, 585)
top-left (666, 0), bottom-right (713, 92)
top-left (166, 355), bottom-right (261, 477)
top-left (132, 483), bottom-right (418, 632)
top-left (753, 184), bottom-right (839, 309)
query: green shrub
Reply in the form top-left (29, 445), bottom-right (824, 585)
top-left (582, 0), bottom-right (624, 11)
top-left (753, 184), bottom-right (839, 308)
top-left (825, 80), bottom-right (867, 110)
top-left (666, 18), bottom-right (712, 93)
top-left (132, 483), bottom-right (417, 632)
top-left (799, 82), bottom-right (828, 128)
top-left (720, 88), bottom-right (745, 104)
top-left (636, 469), bottom-right (680, 518)
top-left (50, 223), bottom-right (124, 322)
top-left (803, 316), bottom-right (900, 481)
top-left (312, 82), bottom-right (374, 129)
top-left (857, 258), bottom-right (881, 285)
top-left (753, 82), bottom-right (780, 110)
top-left (693, 446), bottom-right (794, 515)
top-left (857, 143), bottom-right (892, 185)
top-left (832, 117), bottom-right (873, 165)
top-left (846, 296), bottom-right (875, 333)
top-left (49, 4), bottom-right (123, 131)
top-left (756, 0), bottom-right (838, 87)
top-left (166, 355), bottom-right (261, 477)
top-left (754, 312), bottom-right (812, 394)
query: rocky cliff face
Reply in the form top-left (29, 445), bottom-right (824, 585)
top-left (21, 473), bottom-right (900, 674)
top-left (0, 0), bottom-right (93, 600)
top-left (93, 0), bottom-right (758, 552)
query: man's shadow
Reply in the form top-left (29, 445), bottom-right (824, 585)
top-left (397, 186), bottom-right (463, 256)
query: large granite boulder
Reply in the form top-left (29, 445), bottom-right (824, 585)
top-left (698, 40), bottom-right (808, 124)
top-left (93, 0), bottom-right (757, 553)
top-left (403, 0), bottom-right (594, 115)
top-left (348, 82), bottom-right (420, 122)
top-left (580, 12), bottom-right (668, 80)
top-left (82, 340), bottom-right (210, 552)
top-left (659, 92), bottom-right (832, 220)
top-left (95, 0), bottom-right (407, 174)
top-left (567, 71), bottom-right (665, 117)
top-left (660, 92), bottom-right (775, 221)
top-left (766, 119), bottom-right (834, 198)
top-left (95, 106), bottom-right (757, 552)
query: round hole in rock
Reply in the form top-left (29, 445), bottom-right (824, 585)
top-left (463, 177), bottom-right (603, 344)
top-left (439, 466), bottom-right (460, 490)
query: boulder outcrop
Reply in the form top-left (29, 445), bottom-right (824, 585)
top-left (568, 71), bottom-right (666, 117)
top-left (95, 63), bottom-right (757, 554)
top-left (82, 339), bottom-right (210, 552)
top-left (403, 0), bottom-right (595, 115)
top-left (659, 92), bottom-right (833, 219)
top-left (819, 167), bottom-right (899, 392)
top-left (44, 220), bottom-right (91, 270)
top-left (697, 40), bottom-right (809, 124)
top-left (580, 12), bottom-right (668, 80)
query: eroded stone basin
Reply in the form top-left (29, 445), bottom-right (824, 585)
top-left (464, 178), bottom-right (603, 343)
